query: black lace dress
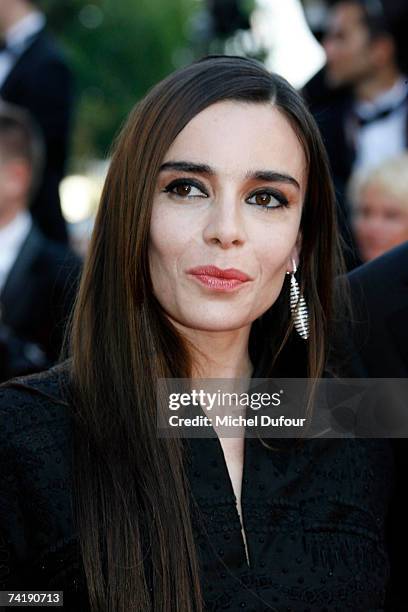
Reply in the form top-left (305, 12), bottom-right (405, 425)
top-left (0, 363), bottom-right (396, 611)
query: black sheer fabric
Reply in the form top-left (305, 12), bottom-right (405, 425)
top-left (0, 362), bottom-right (395, 611)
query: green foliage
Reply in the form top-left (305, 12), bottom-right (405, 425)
top-left (39, 0), bottom-right (198, 162)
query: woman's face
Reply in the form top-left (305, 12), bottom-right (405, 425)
top-left (148, 100), bottom-right (306, 333)
top-left (353, 182), bottom-right (408, 262)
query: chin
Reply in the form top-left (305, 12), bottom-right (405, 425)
top-left (326, 71), bottom-right (346, 88)
top-left (179, 315), bottom-right (252, 333)
top-left (363, 248), bottom-right (383, 262)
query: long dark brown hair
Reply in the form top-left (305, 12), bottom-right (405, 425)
top-left (68, 55), bottom-right (346, 611)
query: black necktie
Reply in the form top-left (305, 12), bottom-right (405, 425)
top-left (353, 90), bottom-right (408, 127)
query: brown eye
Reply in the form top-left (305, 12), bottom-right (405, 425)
top-left (247, 189), bottom-right (288, 210)
top-left (164, 180), bottom-right (208, 198)
top-left (255, 193), bottom-right (272, 206)
top-left (175, 184), bottom-right (192, 197)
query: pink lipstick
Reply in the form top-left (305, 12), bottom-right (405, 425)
top-left (187, 265), bottom-right (252, 292)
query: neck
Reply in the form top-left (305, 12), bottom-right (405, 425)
top-left (355, 65), bottom-right (401, 102)
top-left (0, 205), bottom-right (24, 229)
top-left (174, 322), bottom-right (254, 380)
top-left (0, 2), bottom-right (34, 34)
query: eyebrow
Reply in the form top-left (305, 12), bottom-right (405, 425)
top-left (247, 170), bottom-right (300, 190)
top-left (160, 161), bottom-right (215, 175)
top-left (159, 161), bottom-right (300, 190)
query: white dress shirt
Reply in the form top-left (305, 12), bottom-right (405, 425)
top-left (0, 210), bottom-right (32, 294)
top-left (0, 11), bottom-right (45, 88)
top-left (352, 78), bottom-right (408, 172)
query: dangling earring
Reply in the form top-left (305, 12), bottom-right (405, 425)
top-left (286, 259), bottom-right (309, 340)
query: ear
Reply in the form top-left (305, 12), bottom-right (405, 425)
top-left (372, 35), bottom-right (396, 68)
top-left (287, 231), bottom-right (303, 273)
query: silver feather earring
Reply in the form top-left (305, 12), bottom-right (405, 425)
top-left (286, 259), bottom-right (309, 340)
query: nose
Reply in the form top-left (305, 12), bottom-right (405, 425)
top-left (202, 190), bottom-right (246, 248)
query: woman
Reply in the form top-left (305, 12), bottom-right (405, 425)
top-left (0, 56), bottom-right (394, 611)
top-left (349, 153), bottom-right (408, 262)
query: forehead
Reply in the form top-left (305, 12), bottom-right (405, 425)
top-left (361, 181), bottom-right (406, 205)
top-left (329, 2), bottom-right (366, 30)
top-left (163, 100), bottom-right (307, 189)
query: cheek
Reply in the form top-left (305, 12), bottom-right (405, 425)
top-left (387, 218), bottom-right (408, 240)
top-left (257, 210), bottom-right (300, 259)
top-left (150, 202), bottom-right (178, 252)
top-left (148, 207), bottom-right (193, 289)
top-left (252, 221), bottom-right (300, 300)
top-left (354, 218), bottom-right (368, 236)
top-left (149, 208), bottom-right (173, 290)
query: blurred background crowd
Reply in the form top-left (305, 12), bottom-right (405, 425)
top-left (0, 0), bottom-right (408, 381)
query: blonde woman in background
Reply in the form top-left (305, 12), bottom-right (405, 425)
top-left (349, 154), bottom-right (408, 262)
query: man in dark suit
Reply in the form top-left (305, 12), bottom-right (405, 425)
top-left (0, 0), bottom-right (73, 244)
top-left (0, 102), bottom-right (81, 382)
top-left (303, 0), bottom-right (408, 269)
top-left (348, 241), bottom-right (408, 377)
top-left (347, 242), bottom-right (408, 611)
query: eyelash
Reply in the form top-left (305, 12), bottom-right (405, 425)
top-left (163, 178), bottom-right (208, 198)
top-left (162, 178), bottom-right (289, 211)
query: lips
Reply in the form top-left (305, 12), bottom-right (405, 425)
top-left (187, 265), bottom-right (251, 282)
